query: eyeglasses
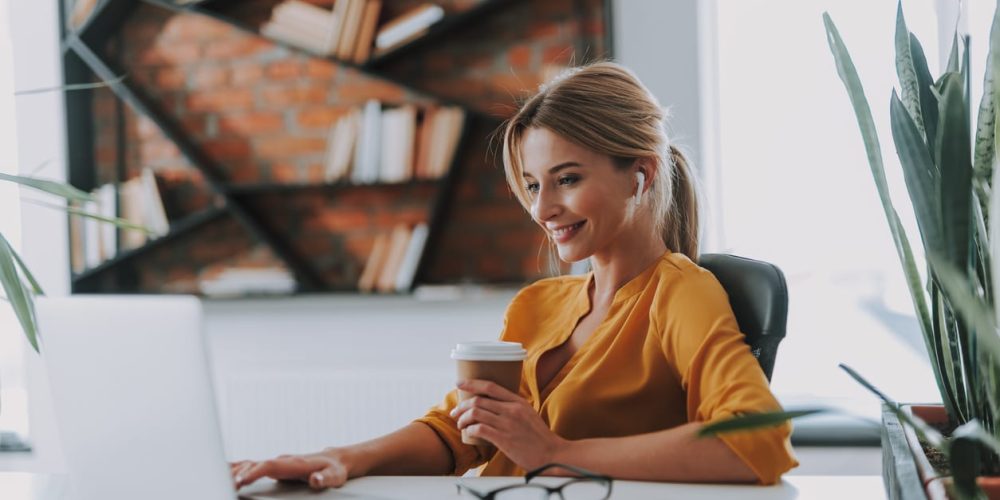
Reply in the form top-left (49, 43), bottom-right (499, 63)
top-left (456, 463), bottom-right (613, 500)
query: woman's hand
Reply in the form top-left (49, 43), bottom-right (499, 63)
top-left (450, 379), bottom-right (568, 471)
top-left (229, 447), bottom-right (351, 490)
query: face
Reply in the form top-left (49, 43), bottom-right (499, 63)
top-left (520, 127), bottom-right (636, 263)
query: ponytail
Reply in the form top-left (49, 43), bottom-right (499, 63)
top-left (663, 145), bottom-right (699, 262)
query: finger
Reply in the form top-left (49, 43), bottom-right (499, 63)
top-left (233, 462), bottom-right (256, 487)
top-left (457, 379), bottom-right (519, 402)
top-left (465, 423), bottom-right (500, 444)
top-left (308, 463), bottom-right (348, 489)
top-left (449, 395), bottom-right (502, 420)
top-left (457, 405), bottom-right (503, 430)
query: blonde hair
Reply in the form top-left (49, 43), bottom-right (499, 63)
top-left (500, 61), bottom-right (700, 265)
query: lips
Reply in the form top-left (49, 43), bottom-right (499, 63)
top-left (551, 221), bottom-right (585, 243)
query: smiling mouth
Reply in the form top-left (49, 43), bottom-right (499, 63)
top-left (552, 221), bottom-right (585, 241)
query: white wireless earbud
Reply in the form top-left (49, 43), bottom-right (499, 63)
top-left (634, 171), bottom-right (646, 206)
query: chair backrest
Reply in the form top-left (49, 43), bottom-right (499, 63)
top-left (698, 254), bottom-right (788, 382)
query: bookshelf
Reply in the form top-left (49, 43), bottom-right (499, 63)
top-left (60, 0), bottom-right (611, 295)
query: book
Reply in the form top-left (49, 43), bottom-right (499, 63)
top-left (375, 224), bottom-right (411, 293)
top-left (82, 199), bottom-right (102, 268)
top-left (352, 99), bottom-right (382, 184)
top-left (378, 105), bottom-right (416, 183)
top-left (199, 267), bottom-right (296, 297)
top-left (412, 106), bottom-right (436, 179)
top-left (97, 183), bottom-right (118, 260)
top-left (271, 0), bottom-right (333, 38)
top-left (140, 168), bottom-right (170, 237)
top-left (69, 201), bottom-right (85, 274)
top-left (324, 108), bottom-right (360, 182)
top-left (357, 231), bottom-right (390, 293)
top-left (352, 0), bottom-right (382, 63)
top-left (327, 0), bottom-right (352, 54)
top-left (335, 0), bottom-right (367, 60)
top-left (375, 4), bottom-right (444, 52)
top-left (119, 178), bottom-right (148, 251)
top-left (261, 19), bottom-right (330, 54)
top-left (394, 222), bottom-right (428, 291)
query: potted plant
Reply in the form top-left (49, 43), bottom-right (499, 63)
top-left (703, 2), bottom-right (1000, 499)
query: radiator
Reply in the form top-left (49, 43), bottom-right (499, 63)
top-left (219, 369), bottom-right (455, 460)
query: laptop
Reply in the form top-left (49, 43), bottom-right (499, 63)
top-left (37, 296), bottom-right (241, 500)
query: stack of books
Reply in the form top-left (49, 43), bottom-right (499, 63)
top-left (261, 0), bottom-right (383, 63)
top-left (324, 100), bottom-right (465, 184)
top-left (70, 168), bottom-right (170, 273)
top-left (357, 223), bottom-right (429, 293)
top-left (199, 267), bottom-right (297, 297)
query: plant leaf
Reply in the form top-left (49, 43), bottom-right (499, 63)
top-left (10, 245), bottom-right (42, 295)
top-left (895, 1), bottom-right (926, 139)
top-left (891, 90), bottom-right (944, 257)
top-left (824, 11), bottom-right (954, 419)
top-left (910, 32), bottom-right (939, 159)
top-left (936, 69), bottom-right (974, 285)
top-left (949, 433), bottom-right (988, 500)
top-left (0, 172), bottom-right (94, 202)
top-left (929, 253), bottom-right (1000, 362)
top-left (0, 234), bottom-right (39, 353)
top-left (947, 33), bottom-right (961, 74)
top-left (839, 364), bottom-right (945, 448)
top-left (697, 409), bottom-right (828, 437)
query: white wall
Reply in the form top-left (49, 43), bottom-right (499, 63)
top-left (7, 0), bottom-right (70, 473)
top-left (612, 0), bottom-right (724, 252)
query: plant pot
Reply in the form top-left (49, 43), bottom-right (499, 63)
top-left (882, 403), bottom-right (1000, 499)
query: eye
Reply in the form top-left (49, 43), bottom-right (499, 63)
top-left (525, 182), bottom-right (540, 194)
top-left (558, 175), bottom-right (579, 186)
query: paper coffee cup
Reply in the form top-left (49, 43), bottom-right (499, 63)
top-left (451, 341), bottom-right (527, 446)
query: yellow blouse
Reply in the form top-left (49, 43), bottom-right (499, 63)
top-left (414, 251), bottom-right (798, 484)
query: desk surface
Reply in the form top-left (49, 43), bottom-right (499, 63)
top-left (1, 473), bottom-right (884, 500)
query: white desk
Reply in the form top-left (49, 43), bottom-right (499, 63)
top-left (0, 473), bottom-right (884, 499)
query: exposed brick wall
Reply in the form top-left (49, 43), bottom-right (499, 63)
top-left (86, 0), bottom-right (608, 293)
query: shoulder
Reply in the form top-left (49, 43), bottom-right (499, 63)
top-left (650, 253), bottom-right (733, 329)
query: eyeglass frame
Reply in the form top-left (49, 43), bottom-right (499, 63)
top-left (455, 463), bottom-right (614, 500)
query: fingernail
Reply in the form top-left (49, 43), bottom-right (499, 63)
top-left (234, 474), bottom-right (242, 484)
top-left (311, 472), bottom-right (322, 484)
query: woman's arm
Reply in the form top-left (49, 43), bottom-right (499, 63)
top-left (233, 422), bottom-right (453, 489)
top-left (337, 422), bottom-right (454, 476)
top-left (548, 422), bottom-right (758, 483)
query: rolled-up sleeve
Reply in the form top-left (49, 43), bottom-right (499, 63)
top-left (413, 388), bottom-right (496, 475)
top-left (658, 270), bottom-right (798, 485)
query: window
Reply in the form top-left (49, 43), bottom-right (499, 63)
top-left (713, 0), bottom-right (953, 417)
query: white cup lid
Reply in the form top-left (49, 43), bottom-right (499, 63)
top-left (451, 341), bottom-right (527, 361)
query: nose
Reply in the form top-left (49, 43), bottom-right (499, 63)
top-left (530, 183), bottom-right (561, 223)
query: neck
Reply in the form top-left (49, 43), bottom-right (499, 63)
top-left (588, 222), bottom-right (668, 305)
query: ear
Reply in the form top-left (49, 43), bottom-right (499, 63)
top-left (633, 157), bottom-right (658, 192)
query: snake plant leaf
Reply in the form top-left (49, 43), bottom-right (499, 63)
top-left (10, 246), bottom-right (42, 295)
top-left (839, 364), bottom-right (945, 448)
top-left (947, 33), bottom-right (961, 74)
top-left (937, 72), bottom-right (973, 273)
top-left (974, 52), bottom-right (995, 206)
top-left (954, 419), bottom-right (1000, 458)
top-left (825, 11), bottom-right (952, 417)
top-left (0, 234), bottom-right (39, 353)
top-left (949, 433), bottom-right (988, 500)
top-left (0, 172), bottom-right (94, 202)
top-left (910, 32), bottom-right (939, 159)
top-left (696, 409), bottom-right (828, 437)
top-left (61, 203), bottom-right (155, 235)
top-left (929, 253), bottom-right (1000, 361)
top-left (895, 0), bottom-right (926, 140)
top-left (891, 90), bottom-right (944, 257)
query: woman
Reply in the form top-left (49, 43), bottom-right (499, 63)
top-left (231, 61), bottom-right (798, 491)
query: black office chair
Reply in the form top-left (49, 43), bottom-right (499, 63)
top-left (698, 254), bottom-right (788, 382)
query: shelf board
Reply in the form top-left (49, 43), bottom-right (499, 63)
top-left (72, 206), bottom-right (229, 283)
top-left (224, 178), bottom-right (441, 195)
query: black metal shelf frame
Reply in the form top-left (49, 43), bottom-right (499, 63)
top-left (60, 0), bottom-right (498, 293)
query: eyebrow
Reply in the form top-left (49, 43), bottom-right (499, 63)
top-left (522, 162), bottom-right (582, 178)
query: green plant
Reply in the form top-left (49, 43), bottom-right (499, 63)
top-left (701, 2), bottom-right (1000, 498)
top-left (0, 173), bottom-right (150, 353)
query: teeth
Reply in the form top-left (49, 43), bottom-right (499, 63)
top-left (553, 222), bottom-right (582, 237)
